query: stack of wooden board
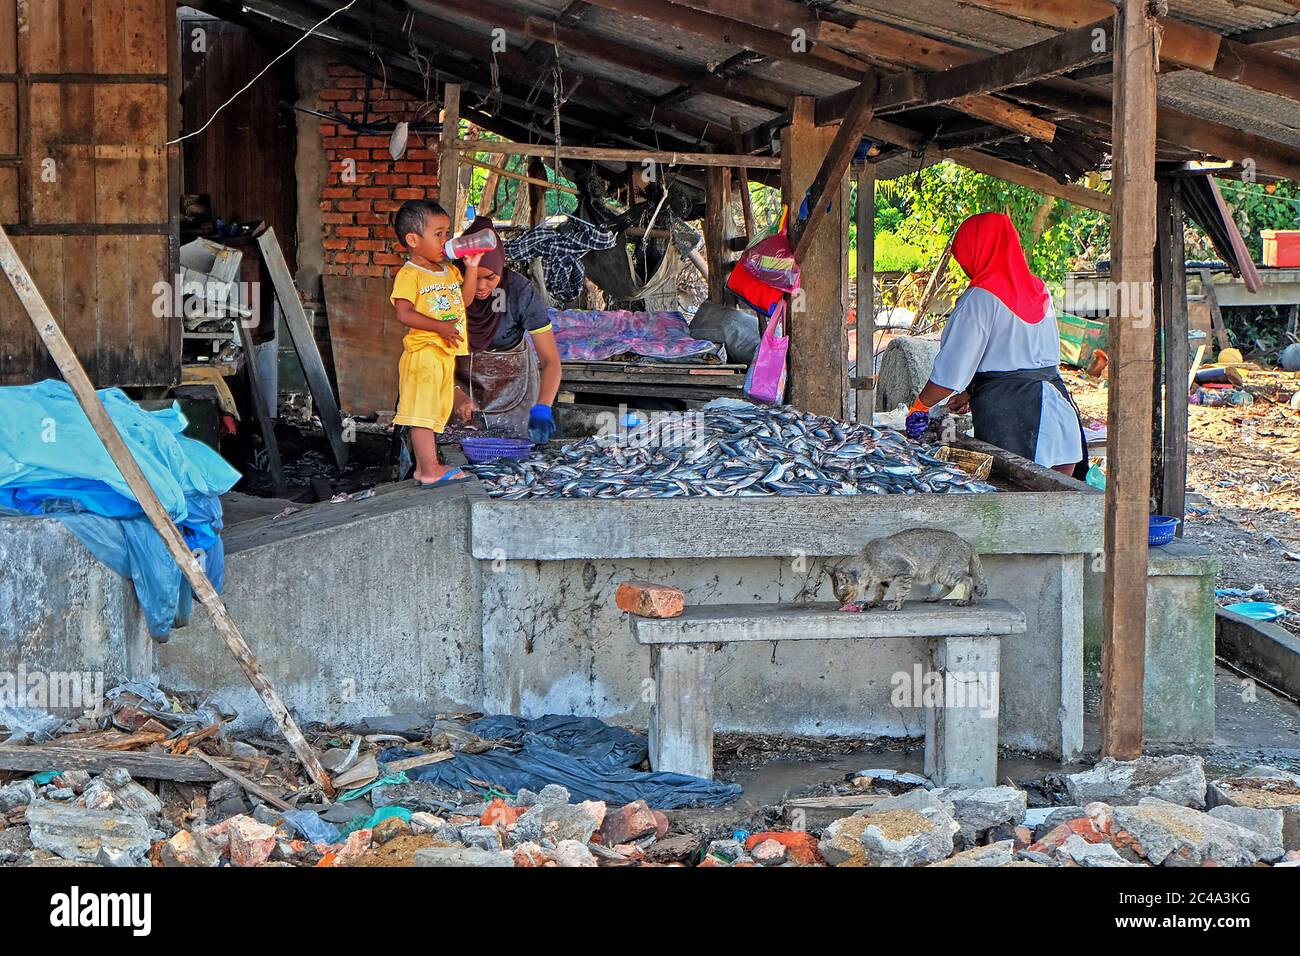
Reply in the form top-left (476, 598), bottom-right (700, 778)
top-left (560, 360), bottom-right (748, 401)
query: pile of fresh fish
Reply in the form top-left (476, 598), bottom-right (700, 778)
top-left (466, 400), bottom-right (998, 499)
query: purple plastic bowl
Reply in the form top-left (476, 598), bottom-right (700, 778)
top-left (461, 436), bottom-right (534, 463)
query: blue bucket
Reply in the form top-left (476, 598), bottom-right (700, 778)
top-left (1149, 515), bottom-right (1179, 546)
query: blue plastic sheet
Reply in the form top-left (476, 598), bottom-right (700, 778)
top-left (380, 714), bottom-right (742, 809)
top-left (0, 380), bottom-right (240, 638)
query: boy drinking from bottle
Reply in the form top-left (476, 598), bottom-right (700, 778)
top-left (389, 199), bottom-right (483, 484)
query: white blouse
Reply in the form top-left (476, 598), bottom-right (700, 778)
top-left (929, 287), bottom-right (1082, 468)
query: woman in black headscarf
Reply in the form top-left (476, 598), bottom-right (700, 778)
top-left (451, 216), bottom-right (563, 443)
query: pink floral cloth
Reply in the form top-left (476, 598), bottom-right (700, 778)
top-left (549, 308), bottom-right (723, 362)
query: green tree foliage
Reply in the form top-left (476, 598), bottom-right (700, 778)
top-left (1215, 178), bottom-right (1300, 261)
top-left (859, 162), bottom-right (1110, 283)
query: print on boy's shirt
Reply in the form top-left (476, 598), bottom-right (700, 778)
top-left (389, 260), bottom-right (467, 357)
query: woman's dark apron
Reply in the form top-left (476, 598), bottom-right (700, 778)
top-left (967, 366), bottom-right (1089, 479)
top-left (454, 337), bottom-right (540, 438)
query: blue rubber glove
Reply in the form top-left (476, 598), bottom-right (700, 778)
top-left (905, 409), bottom-right (930, 440)
top-left (528, 403), bottom-right (556, 444)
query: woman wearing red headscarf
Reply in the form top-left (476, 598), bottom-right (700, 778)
top-left (905, 212), bottom-right (1086, 477)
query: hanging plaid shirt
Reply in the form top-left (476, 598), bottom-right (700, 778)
top-left (504, 218), bottom-right (617, 304)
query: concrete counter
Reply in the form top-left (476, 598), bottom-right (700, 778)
top-left (3, 446), bottom-right (1131, 760)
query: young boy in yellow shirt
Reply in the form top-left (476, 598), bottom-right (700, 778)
top-left (390, 200), bottom-right (483, 484)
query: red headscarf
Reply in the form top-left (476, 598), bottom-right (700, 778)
top-left (950, 212), bottom-right (1050, 324)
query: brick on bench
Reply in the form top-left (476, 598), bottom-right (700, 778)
top-left (630, 599), bottom-right (1027, 788)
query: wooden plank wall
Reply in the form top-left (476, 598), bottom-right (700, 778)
top-left (180, 16), bottom-right (297, 275)
top-left (0, 0), bottom-right (180, 387)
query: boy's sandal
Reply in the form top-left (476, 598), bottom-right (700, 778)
top-left (416, 468), bottom-right (471, 487)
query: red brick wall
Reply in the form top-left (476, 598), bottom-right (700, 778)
top-left (318, 64), bottom-right (441, 279)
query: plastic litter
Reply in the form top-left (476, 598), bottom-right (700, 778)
top-left (283, 809), bottom-right (343, 845)
top-left (342, 805), bottom-right (412, 836)
top-left (0, 381), bottom-right (240, 638)
top-left (0, 707), bottom-right (68, 743)
top-left (1223, 601), bottom-right (1288, 622)
top-left (380, 714), bottom-right (741, 809)
top-left (337, 772), bottom-right (409, 804)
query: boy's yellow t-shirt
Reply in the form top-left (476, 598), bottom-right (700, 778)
top-left (389, 260), bottom-right (468, 357)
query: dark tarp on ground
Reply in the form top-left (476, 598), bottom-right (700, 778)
top-left (379, 714), bottom-right (741, 809)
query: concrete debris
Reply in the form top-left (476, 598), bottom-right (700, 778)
top-left (1055, 834), bottom-right (1139, 867)
top-left (508, 802), bottom-right (600, 846)
top-left (458, 824), bottom-right (505, 851)
top-left (1065, 755), bottom-right (1208, 809)
top-left (413, 847), bottom-right (515, 867)
top-left (1208, 771), bottom-right (1300, 850)
top-left (1112, 798), bottom-right (1282, 866)
top-left (0, 781), bottom-right (37, 811)
top-left (930, 840), bottom-right (1016, 867)
top-left (551, 839), bottom-right (598, 867)
top-left (817, 814), bottom-right (873, 866)
top-left (933, 786), bottom-right (1026, 831)
top-left (1207, 805), bottom-right (1285, 848)
top-left (26, 801), bottom-right (156, 864)
top-left (80, 768), bottom-right (163, 820)
top-left (0, 825), bottom-right (33, 865)
top-left (159, 830), bottom-right (221, 868)
top-left (857, 797), bottom-right (960, 867)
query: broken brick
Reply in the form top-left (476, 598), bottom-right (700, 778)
top-left (599, 800), bottom-right (659, 845)
top-left (615, 580), bottom-right (685, 619)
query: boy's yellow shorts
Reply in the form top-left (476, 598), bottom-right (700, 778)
top-left (393, 344), bottom-right (455, 432)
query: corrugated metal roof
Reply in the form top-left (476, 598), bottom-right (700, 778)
top-left (1161, 71), bottom-right (1300, 149)
top-left (1165, 0), bottom-right (1300, 36)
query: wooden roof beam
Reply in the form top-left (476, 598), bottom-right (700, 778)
top-left (637, 0), bottom-right (1058, 142)
top-left (815, 17), bottom-right (1117, 140)
top-left (406, 0), bottom-right (796, 112)
top-left (581, 0), bottom-right (872, 80)
top-left (1009, 77), bottom-right (1300, 182)
top-left (1235, 21), bottom-right (1300, 54)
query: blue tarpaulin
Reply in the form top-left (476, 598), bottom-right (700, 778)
top-left (0, 380), bottom-right (240, 638)
top-left (380, 714), bottom-right (742, 809)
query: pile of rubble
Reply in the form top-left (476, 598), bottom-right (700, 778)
top-left (814, 755), bottom-right (1299, 868)
top-left (2, 709), bottom-right (1297, 867)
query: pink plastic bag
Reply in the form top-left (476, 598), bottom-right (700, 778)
top-left (738, 207), bottom-right (800, 293)
top-left (743, 300), bottom-right (789, 405)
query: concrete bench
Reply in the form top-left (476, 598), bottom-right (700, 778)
top-left (630, 599), bottom-right (1027, 788)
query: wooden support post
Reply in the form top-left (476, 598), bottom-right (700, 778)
top-left (236, 315), bottom-right (287, 496)
top-left (705, 165), bottom-right (734, 303)
top-left (910, 237), bottom-right (954, 332)
top-left (1157, 182), bottom-right (1189, 530)
top-left (528, 157), bottom-right (548, 227)
top-left (782, 96), bottom-right (850, 418)
top-left (439, 83), bottom-right (462, 222)
top-left (731, 117), bottom-right (756, 239)
top-left (0, 225), bottom-right (334, 798)
top-left (792, 72), bottom-right (878, 263)
top-left (854, 161), bottom-right (876, 422)
top-left (1101, 0), bottom-right (1159, 760)
top-left (1198, 268), bottom-right (1232, 352)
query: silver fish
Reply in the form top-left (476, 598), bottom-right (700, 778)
top-left (466, 401), bottom-right (1000, 500)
